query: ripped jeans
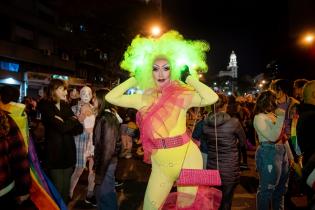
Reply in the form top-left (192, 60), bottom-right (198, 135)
top-left (256, 143), bottom-right (289, 210)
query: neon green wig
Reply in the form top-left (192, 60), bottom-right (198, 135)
top-left (120, 30), bottom-right (210, 90)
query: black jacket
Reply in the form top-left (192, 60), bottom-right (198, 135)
top-left (297, 103), bottom-right (315, 164)
top-left (93, 111), bottom-right (120, 184)
top-left (39, 100), bottom-right (83, 169)
top-left (203, 112), bottom-right (246, 184)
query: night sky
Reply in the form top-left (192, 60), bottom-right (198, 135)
top-left (54, 0), bottom-right (315, 80)
top-left (162, 0), bottom-right (289, 77)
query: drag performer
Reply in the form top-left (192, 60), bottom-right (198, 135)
top-left (106, 31), bottom-right (219, 209)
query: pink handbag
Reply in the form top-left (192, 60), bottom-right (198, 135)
top-left (177, 169), bottom-right (221, 186)
top-left (177, 103), bottom-right (222, 187)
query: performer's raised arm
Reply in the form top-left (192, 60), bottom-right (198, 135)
top-left (186, 75), bottom-right (218, 108)
top-left (105, 77), bottom-right (142, 110)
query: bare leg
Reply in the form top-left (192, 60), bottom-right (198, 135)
top-left (69, 167), bottom-right (84, 198)
top-left (87, 157), bottom-right (95, 198)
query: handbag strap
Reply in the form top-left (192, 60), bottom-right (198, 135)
top-left (191, 107), bottom-right (200, 132)
top-left (214, 103), bottom-right (219, 170)
top-left (180, 104), bottom-right (220, 170)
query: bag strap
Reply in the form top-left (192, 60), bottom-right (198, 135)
top-left (214, 103), bottom-right (219, 170)
top-left (180, 104), bottom-right (219, 170)
top-left (191, 107), bottom-right (200, 132)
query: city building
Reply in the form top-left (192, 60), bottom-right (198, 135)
top-left (217, 51), bottom-right (238, 94)
top-left (0, 0), bottom-right (137, 99)
top-left (218, 50), bottom-right (238, 79)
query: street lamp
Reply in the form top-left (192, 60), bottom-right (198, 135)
top-left (151, 25), bottom-right (161, 37)
top-left (299, 32), bottom-right (315, 46)
top-left (304, 34), bottom-right (314, 44)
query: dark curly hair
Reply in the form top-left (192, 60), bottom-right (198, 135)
top-left (269, 79), bottom-right (292, 96)
top-left (253, 90), bottom-right (277, 115)
top-left (211, 93), bottom-right (228, 112)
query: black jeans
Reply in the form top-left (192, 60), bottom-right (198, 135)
top-left (238, 144), bottom-right (248, 164)
top-left (219, 183), bottom-right (238, 210)
top-left (49, 167), bottom-right (73, 204)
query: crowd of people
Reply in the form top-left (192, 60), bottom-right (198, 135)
top-left (0, 30), bottom-right (315, 210)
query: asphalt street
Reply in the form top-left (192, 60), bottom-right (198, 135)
top-left (70, 149), bottom-right (308, 210)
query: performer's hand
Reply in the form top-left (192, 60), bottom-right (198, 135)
top-left (180, 65), bottom-right (191, 83)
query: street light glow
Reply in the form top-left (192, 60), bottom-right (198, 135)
top-left (300, 32), bottom-right (315, 46)
top-left (305, 34), bottom-right (314, 44)
top-left (305, 34), bottom-right (314, 43)
top-left (151, 26), bottom-right (161, 36)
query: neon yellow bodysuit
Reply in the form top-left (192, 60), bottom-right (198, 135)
top-left (106, 76), bottom-right (218, 209)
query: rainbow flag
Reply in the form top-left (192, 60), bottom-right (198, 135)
top-left (291, 114), bottom-right (302, 156)
top-left (1, 103), bottom-right (66, 210)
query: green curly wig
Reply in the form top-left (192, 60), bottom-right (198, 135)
top-left (120, 30), bottom-right (210, 90)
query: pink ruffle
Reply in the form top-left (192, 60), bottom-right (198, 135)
top-left (136, 81), bottom-right (194, 163)
top-left (161, 186), bottom-right (222, 210)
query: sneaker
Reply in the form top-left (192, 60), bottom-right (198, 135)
top-left (115, 181), bottom-right (124, 187)
top-left (240, 163), bottom-right (249, 170)
top-left (85, 196), bottom-right (97, 207)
